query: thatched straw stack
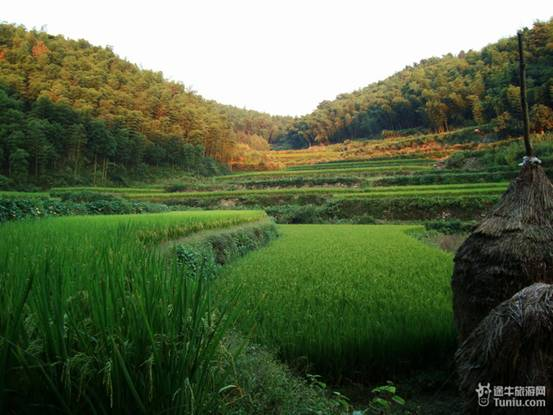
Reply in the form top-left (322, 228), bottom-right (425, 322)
top-left (452, 162), bottom-right (553, 341)
top-left (456, 283), bottom-right (553, 414)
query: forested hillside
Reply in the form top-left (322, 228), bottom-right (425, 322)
top-left (0, 23), bottom-right (291, 186)
top-left (0, 86), bottom-right (234, 188)
top-left (2, 19), bottom-right (553, 184)
top-left (279, 19), bottom-right (553, 148)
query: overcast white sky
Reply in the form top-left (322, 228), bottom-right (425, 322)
top-left (2, 1), bottom-right (552, 115)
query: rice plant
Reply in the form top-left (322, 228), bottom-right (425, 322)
top-left (215, 224), bottom-right (457, 380)
top-left (286, 158), bottom-right (433, 171)
top-left (216, 164), bottom-right (433, 180)
top-left (123, 182), bottom-right (507, 202)
top-left (0, 210), bottom-right (265, 414)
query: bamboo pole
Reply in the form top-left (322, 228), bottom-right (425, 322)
top-left (517, 31), bottom-right (533, 157)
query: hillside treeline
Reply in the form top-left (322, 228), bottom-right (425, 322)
top-left (0, 86), bottom-right (233, 188)
top-left (0, 23), bottom-right (292, 185)
top-left (279, 19), bottom-right (553, 148)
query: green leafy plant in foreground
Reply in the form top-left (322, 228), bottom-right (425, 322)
top-left (366, 383), bottom-right (407, 414)
top-left (0, 210), bottom-right (265, 414)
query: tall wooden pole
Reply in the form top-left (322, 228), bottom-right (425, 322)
top-left (517, 31), bottom-right (533, 157)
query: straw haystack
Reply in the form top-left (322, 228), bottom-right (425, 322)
top-left (452, 162), bottom-right (553, 341)
top-left (456, 283), bottom-right (553, 414)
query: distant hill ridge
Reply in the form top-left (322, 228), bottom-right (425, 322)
top-left (276, 18), bottom-right (553, 148)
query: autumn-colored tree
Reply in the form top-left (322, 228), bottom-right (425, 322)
top-left (530, 104), bottom-right (553, 133)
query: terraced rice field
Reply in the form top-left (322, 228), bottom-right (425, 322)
top-left (286, 157), bottom-right (434, 171)
top-left (50, 186), bottom-right (163, 194)
top-left (3, 156), bottom-right (515, 224)
top-left (215, 224), bottom-right (457, 378)
top-left (263, 128), bottom-right (519, 168)
top-left (0, 191), bottom-right (51, 198)
top-left (219, 164), bottom-right (434, 179)
top-left (0, 210), bottom-right (266, 413)
top-left (118, 182), bottom-right (507, 201)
